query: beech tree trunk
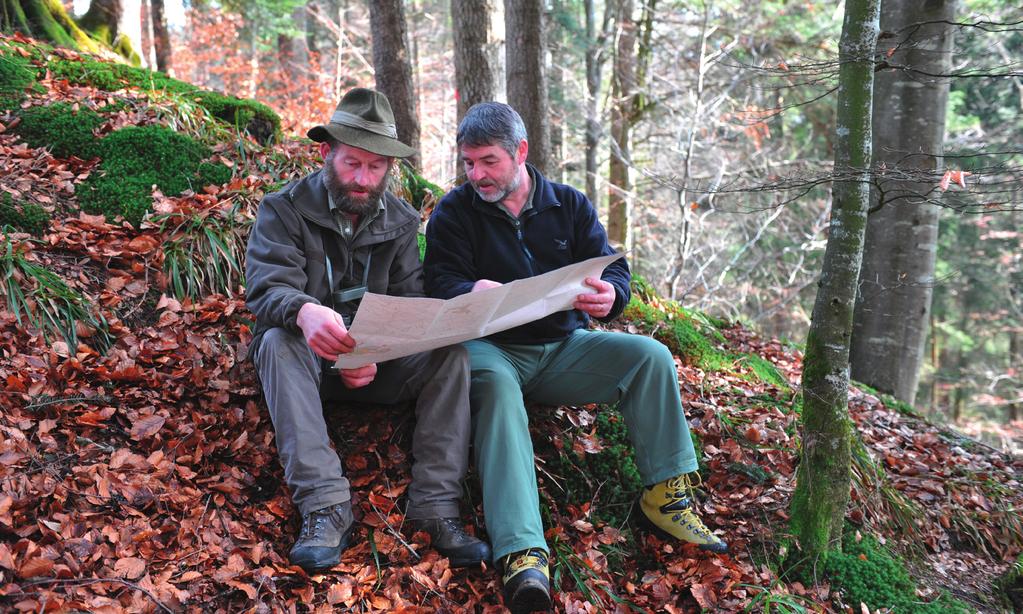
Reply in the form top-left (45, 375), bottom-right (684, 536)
top-left (790, 0), bottom-right (881, 559)
top-left (607, 0), bottom-right (654, 249)
top-left (451, 0), bottom-right (503, 124)
top-left (584, 0), bottom-right (607, 204)
top-left (2, 0), bottom-right (102, 52)
top-left (79, 0), bottom-right (141, 64)
top-left (149, 0), bottom-right (170, 73)
top-left (369, 0), bottom-right (422, 168)
top-left (850, 0), bottom-right (956, 406)
top-left (278, 5), bottom-right (310, 74)
top-left (504, 0), bottom-right (550, 175)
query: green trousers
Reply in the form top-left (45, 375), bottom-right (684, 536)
top-left (466, 329), bottom-right (699, 561)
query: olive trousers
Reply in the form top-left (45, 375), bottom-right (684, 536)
top-left (253, 327), bottom-right (472, 520)
top-left (466, 329), bottom-right (700, 561)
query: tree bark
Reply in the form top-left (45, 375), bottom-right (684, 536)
top-left (278, 4), bottom-right (310, 74)
top-left (583, 0), bottom-right (607, 204)
top-left (149, 0), bottom-right (171, 73)
top-left (504, 0), bottom-right (550, 175)
top-left (451, 0), bottom-right (503, 124)
top-left (3, 0), bottom-right (102, 51)
top-left (850, 0), bottom-right (956, 406)
top-left (607, 0), bottom-right (654, 249)
top-left (79, 0), bottom-right (141, 64)
top-left (790, 0), bottom-right (881, 559)
top-left (369, 0), bottom-right (422, 168)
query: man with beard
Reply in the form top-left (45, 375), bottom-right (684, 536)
top-left (245, 88), bottom-right (490, 573)
top-left (424, 102), bottom-right (728, 613)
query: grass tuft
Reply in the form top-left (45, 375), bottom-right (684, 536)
top-left (155, 202), bottom-right (251, 300)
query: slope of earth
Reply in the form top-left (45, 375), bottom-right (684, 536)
top-left (1, 34), bottom-right (1021, 613)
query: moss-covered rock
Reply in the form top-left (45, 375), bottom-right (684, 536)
top-left (45, 57), bottom-right (281, 144)
top-left (0, 193), bottom-right (49, 235)
top-left (624, 297), bottom-right (732, 372)
top-left (78, 125), bottom-right (233, 225)
top-left (13, 102), bottom-right (104, 158)
top-left (0, 53), bottom-right (36, 109)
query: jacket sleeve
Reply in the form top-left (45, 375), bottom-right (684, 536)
top-left (244, 196), bottom-right (320, 332)
top-left (387, 226), bottom-right (426, 298)
top-left (572, 192), bottom-right (631, 321)
top-left (423, 198), bottom-right (477, 299)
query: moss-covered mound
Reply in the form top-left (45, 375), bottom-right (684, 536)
top-left (77, 125), bottom-right (232, 226)
top-left (45, 56), bottom-right (280, 144)
top-left (13, 102), bottom-right (104, 158)
top-left (0, 53), bottom-right (36, 109)
top-left (0, 193), bottom-right (49, 235)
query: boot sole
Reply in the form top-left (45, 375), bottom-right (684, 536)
top-left (634, 506), bottom-right (729, 554)
top-left (508, 577), bottom-right (552, 613)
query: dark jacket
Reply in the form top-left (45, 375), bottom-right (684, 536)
top-left (424, 165), bottom-right (630, 344)
top-left (245, 169), bottom-right (423, 355)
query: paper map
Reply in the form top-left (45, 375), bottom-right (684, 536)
top-left (334, 252), bottom-right (625, 369)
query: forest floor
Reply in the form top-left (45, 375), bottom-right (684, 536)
top-left (1, 33), bottom-right (1022, 613)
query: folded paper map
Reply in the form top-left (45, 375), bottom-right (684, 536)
top-left (334, 252), bottom-right (626, 369)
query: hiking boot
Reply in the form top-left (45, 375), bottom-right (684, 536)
top-left (501, 548), bottom-right (552, 613)
top-left (638, 473), bottom-right (728, 553)
top-left (411, 517), bottom-right (491, 568)
top-left (289, 501), bottom-right (356, 572)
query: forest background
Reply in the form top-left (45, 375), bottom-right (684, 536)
top-left (123, 0), bottom-right (1022, 436)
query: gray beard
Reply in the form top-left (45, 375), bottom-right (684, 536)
top-left (323, 162), bottom-right (387, 215)
top-left (474, 171), bottom-right (521, 203)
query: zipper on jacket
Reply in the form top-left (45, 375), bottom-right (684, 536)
top-left (512, 218), bottom-right (537, 275)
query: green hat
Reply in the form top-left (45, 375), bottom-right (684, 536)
top-left (307, 88), bottom-right (415, 158)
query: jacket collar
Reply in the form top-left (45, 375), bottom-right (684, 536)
top-left (284, 169), bottom-right (419, 243)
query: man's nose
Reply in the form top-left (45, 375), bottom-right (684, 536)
top-left (467, 166), bottom-right (484, 182)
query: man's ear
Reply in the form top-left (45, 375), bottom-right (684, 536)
top-left (516, 139), bottom-right (529, 165)
top-left (319, 141), bottom-right (332, 160)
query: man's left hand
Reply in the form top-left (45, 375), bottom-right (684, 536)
top-left (574, 277), bottom-right (616, 318)
top-left (340, 362), bottom-right (377, 388)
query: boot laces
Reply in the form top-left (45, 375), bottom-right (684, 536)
top-left (300, 506), bottom-right (337, 540)
top-left (664, 474), bottom-right (714, 539)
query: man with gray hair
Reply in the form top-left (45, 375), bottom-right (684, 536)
top-left (424, 102), bottom-right (728, 613)
top-left (245, 88), bottom-right (490, 573)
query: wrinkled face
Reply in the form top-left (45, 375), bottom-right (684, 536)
top-left (321, 142), bottom-right (392, 215)
top-left (461, 142), bottom-right (524, 203)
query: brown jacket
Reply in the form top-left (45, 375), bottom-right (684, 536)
top-left (245, 169), bottom-right (423, 354)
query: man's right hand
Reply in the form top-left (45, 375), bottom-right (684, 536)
top-left (472, 279), bottom-right (503, 292)
top-left (296, 302), bottom-right (356, 360)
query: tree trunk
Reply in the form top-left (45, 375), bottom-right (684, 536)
top-left (369, 0), bottom-right (422, 168)
top-left (3, 0), bottom-right (101, 51)
top-left (790, 0), bottom-right (880, 559)
top-left (278, 4), bottom-right (310, 74)
top-left (149, 0), bottom-right (170, 73)
top-left (850, 0), bottom-right (956, 406)
top-left (451, 0), bottom-right (502, 124)
top-left (79, 0), bottom-right (141, 64)
top-left (583, 0), bottom-right (607, 204)
top-left (504, 0), bottom-right (550, 175)
top-left (607, 0), bottom-right (654, 249)
top-left (1009, 330), bottom-right (1022, 422)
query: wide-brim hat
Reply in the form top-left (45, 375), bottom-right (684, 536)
top-left (307, 88), bottom-right (416, 158)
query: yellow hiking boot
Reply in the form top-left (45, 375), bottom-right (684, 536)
top-left (638, 473), bottom-right (728, 553)
top-left (501, 548), bottom-right (552, 613)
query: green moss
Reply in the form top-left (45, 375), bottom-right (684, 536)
top-left (822, 534), bottom-right (969, 614)
top-left (996, 554), bottom-right (1023, 612)
top-left (44, 57), bottom-right (281, 143)
top-left (624, 297), bottom-right (732, 372)
top-left (0, 193), bottom-right (50, 235)
top-left (78, 126), bottom-right (222, 225)
top-left (0, 54), bottom-right (36, 109)
top-left (545, 409), bottom-right (643, 526)
top-left (417, 233), bottom-right (427, 262)
top-left (13, 102), bottom-right (104, 159)
top-left (190, 90), bottom-right (280, 144)
top-left (734, 353), bottom-right (788, 387)
top-left (398, 162), bottom-right (444, 211)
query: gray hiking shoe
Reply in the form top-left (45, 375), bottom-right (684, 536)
top-left (289, 501), bottom-right (355, 572)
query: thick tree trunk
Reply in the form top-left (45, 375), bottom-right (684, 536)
top-left (79, 0), bottom-right (141, 64)
top-left (278, 5), bottom-right (310, 73)
top-left (369, 0), bottom-right (421, 168)
top-left (850, 0), bottom-right (956, 406)
top-left (583, 0), bottom-right (606, 204)
top-left (504, 0), bottom-right (550, 175)
top-left (149, 0), bottom-right (170, 73)
top-left (451, 0), bottom-right (503, 124)
top-left (607, 0), bottom-right (635, 248)
top-left (3, 0), bottom-right (101, 51)
top-left (790, 0), bottom-right (880, 559)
